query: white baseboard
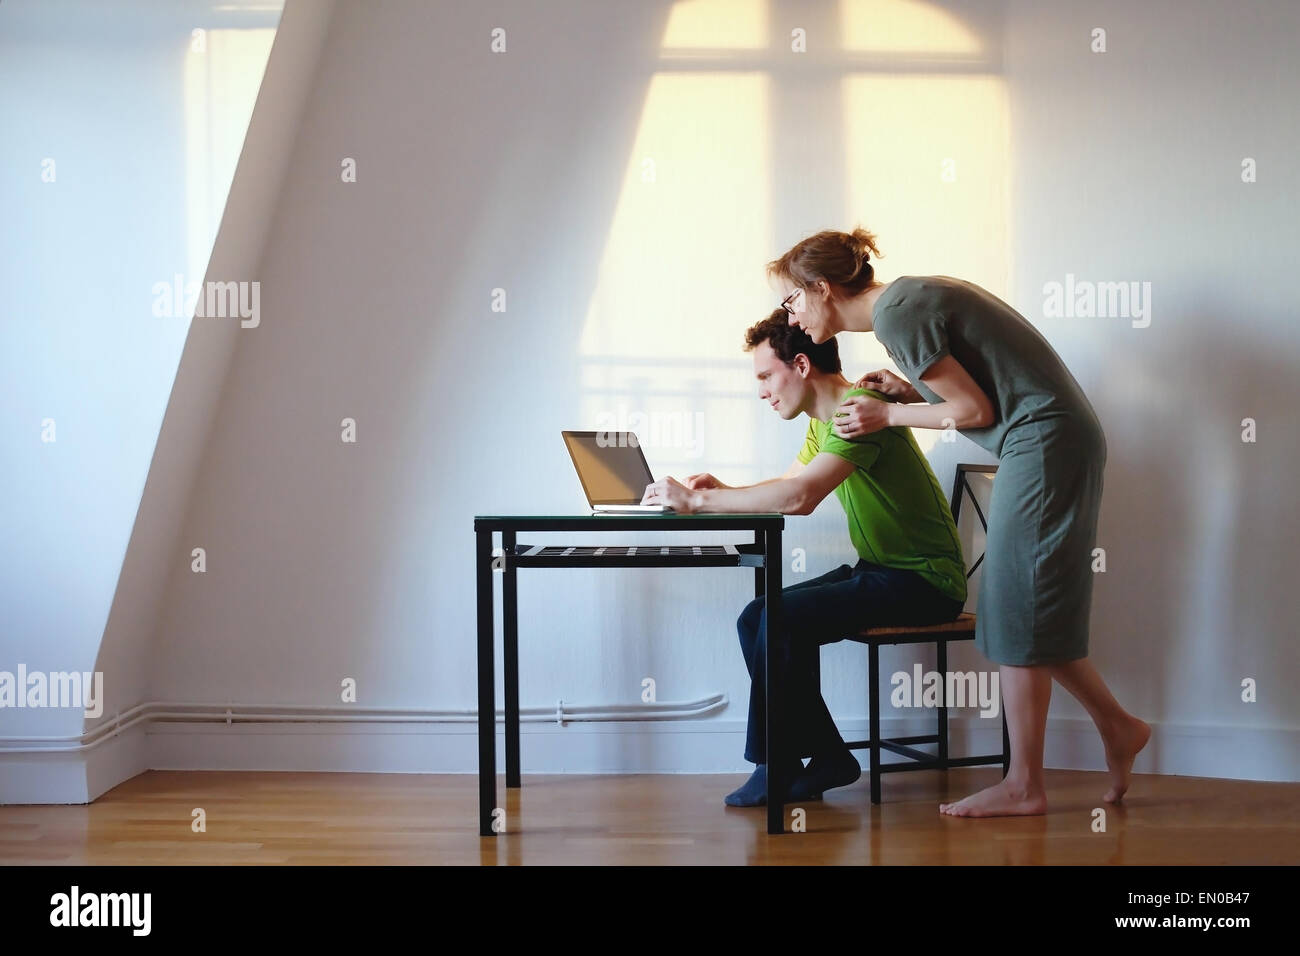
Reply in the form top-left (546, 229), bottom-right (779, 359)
top-left (85, 723), bottom-right (151, 802)
top-left (0, 720), bottom-right (150, 805)
top-left (4, 716), bottom-right (1296, 805)
top-left (0, 752), bottom-right (92, 805)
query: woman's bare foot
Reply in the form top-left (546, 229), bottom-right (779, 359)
top-left (1102, 716), bottom-right (1151, 804)
top-left (939, 778), bottom-right (1047, 817)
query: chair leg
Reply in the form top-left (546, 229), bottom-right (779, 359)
top-left (868, 642), bottom-right (881, 805)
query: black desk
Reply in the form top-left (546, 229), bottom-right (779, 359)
top-left (474, 514), bottom-right (791, 835)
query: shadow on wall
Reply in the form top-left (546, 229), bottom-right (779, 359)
top-left (116, 0), bottom-right (1027, 752)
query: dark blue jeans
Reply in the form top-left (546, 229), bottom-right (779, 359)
top-left (737, 559), bottom-right (965, 764)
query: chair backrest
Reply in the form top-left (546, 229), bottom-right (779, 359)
top-left (949, 464), bottom-right (997, 613)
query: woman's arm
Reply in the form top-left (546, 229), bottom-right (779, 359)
top-left (833, 355), bottom-right (995, 438)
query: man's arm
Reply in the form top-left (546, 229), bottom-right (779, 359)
top-left (681, 456), bottom-right (805, 492)
top-left (684, 452), bottom-right (853, 515)
top-left (743, 455), bottom-right (806, 488)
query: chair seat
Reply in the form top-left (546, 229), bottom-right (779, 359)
top-left (861, 611), bottom-right (976, 638)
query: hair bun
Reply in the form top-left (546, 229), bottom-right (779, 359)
top-left (850, 227), bottom-right (882, 262)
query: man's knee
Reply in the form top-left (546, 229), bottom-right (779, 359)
top-left (737, 597), bottom-right (764, 644)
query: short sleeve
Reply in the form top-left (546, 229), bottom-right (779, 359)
top-left (796, 418), bottom-right (819, 464)
top-left (820, 430), bottom-right (883, 473)
top-left (875, 307), bottom-right (950, 377)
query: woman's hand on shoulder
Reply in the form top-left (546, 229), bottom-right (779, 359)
top-left (855, 369), bottom-right (922, 404)
top-left (833, 393), bottom-right (893, 439)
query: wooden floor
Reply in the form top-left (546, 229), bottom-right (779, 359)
top-left (2, 767), bottom-right (1295, 865)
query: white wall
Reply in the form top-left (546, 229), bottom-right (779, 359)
top-left (8, 0), bottom-right (1298, 800)
top-left (1002, 0), bottom-right (1300, 749)
top-left (142, 0), bottom-right (1300, 781)
top-left (0, 0), bottom-right (282, 732)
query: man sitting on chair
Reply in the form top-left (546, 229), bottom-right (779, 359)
top-left (641, 311), bottom-right (967, 806)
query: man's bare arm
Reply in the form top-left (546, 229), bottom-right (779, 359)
top-left (681, 456), bottom-right (805, 492)
top-left (664, 453), bottom-right (853, 515)
top-left (743, 456), bottom-right (806, 488)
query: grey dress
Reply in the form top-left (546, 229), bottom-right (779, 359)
top-left (871, 276), bottom-right (1106, 666)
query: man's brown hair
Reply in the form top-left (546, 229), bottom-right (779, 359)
top-left (744, 309), bottom-right (842, 374)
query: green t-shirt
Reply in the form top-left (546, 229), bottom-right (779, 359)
top-left (797, 387), bottom-right (967, 603)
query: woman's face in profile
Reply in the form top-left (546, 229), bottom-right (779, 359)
top-left (781, 280), bottom-right (836, 345)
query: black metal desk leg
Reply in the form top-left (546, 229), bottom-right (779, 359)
top-left (937, 639), bottom-right (949, 767)
top-left (753, 530), bottom-right (765, 599)
top-left (503, 530), bottom-right (520, 788)
top-left (477, 529), bottom-right (497, 835)
top-left (764, 525), bottom-right (786, 835)
top-left (869, 642), bottom-right (882, 804)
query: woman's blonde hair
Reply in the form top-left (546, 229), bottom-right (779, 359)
top-left (766, 227), bottom-right (883, 298)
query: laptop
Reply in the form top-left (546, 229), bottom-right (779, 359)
top-left (562, 430), bottom-right (673, 514)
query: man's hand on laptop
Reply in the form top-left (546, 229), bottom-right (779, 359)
top-left (641, 476), bottom-right (700, 513)
top-left (682, 473), bottom-right (731, 491)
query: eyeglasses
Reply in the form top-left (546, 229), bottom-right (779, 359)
top-left (780, 287), bottom-right (804, 315)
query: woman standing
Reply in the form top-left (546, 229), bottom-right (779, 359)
top-left (767, 228), bottom-right (1149, 817)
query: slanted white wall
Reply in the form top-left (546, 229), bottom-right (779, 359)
top-left (0, 0), bottom-right (342, 802)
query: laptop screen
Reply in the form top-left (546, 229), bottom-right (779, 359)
top-left (562, 432), bottom-right (654, 506)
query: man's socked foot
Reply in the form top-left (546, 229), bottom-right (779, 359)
top-left (723, 762), bottom-right (804, 807)
top-left (789, 749), bottom-right (862, 801)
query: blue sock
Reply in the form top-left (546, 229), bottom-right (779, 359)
top-left (724, 761), bottom-right (804, 807)
top-left (789, 749), bottom-right (862, 801)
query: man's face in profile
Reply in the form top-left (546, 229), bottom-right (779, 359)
top-left (753, 340), bottom-right (807, 421)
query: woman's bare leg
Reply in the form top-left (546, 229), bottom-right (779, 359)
top-left (940, 664), bottom-right (1051, 817)
top-left (1047, 657), bottom-right (1150, 803)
